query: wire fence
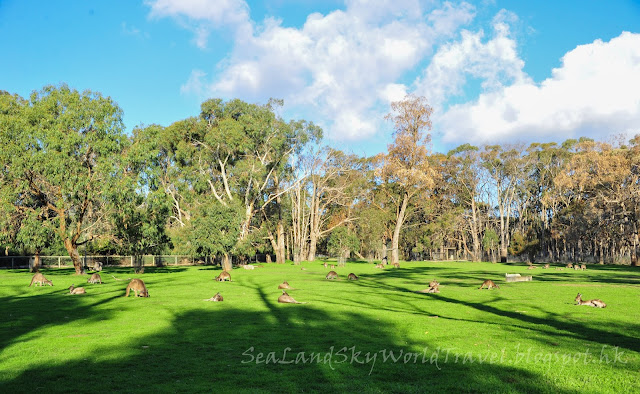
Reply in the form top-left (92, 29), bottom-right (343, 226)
top-left (0, 255), bottom-right (204, 270)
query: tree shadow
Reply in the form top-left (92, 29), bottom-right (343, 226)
top-left (1, 303), bottom-right (583, 393)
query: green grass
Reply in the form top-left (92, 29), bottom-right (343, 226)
top-left (1, 261), bottom-right (639, 393)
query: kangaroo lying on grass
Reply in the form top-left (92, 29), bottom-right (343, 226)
top-left (29, 273), bottom-right (53, 287)
top-left (325, 271), bottom-right (338, 280)
top-left (241, 264), bottom-right (256, 270)
top-left (278, 290), bottom-right (307, 304)
top-left (347, 273), bottom-right (359, 280)
top-left (278, 281), bottom-right (295, 289)
top-left (124, 279), bottom-right (149, 297)
top-left (87, 273), bottom-right (102, 284)
top-left (575, 293), bottom-right (606, 308)
top-left (580, 264), bottom-right (587, 270)
top-left (418, 279), bottom-right (440, 293)
top-left (375, 264), bottom-right (384, 269)
top-left (543, 264), bottom-right (550, 269)
top-left (69, 285), bottom-right (86, 294)
top-left (204, 292), bottom-right (223, 302)
top-left (478, 280), bottom-right (499, 290)
top-left (567, 263), bottom-right (573, 269)
top-left (215, 271), bottom-right (231, 282)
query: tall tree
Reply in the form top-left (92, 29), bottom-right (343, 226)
top-left (0, 85), bottom-right (128, 274)
top-left (378, 95), bottom-right (435, 265)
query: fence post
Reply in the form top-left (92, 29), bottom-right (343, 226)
top-left (175, 256), bottom-right (178, 265)
top-left (11, 258), bottom-right (14, 269)
top-left (58, 256), bottom-right (61, 268)
top-left (131, 256), bottom-right (133, 267)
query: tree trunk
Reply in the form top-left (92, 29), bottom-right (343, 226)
top-left (222, 253), bottom-right (232, 272)
top-left (470, 199), bottom-right (480, 262)
top-left (307, 231), bottom-right (318, 262)
top-left (276, 220), bottom-right (286, 263)
top-left (64, 238), bottom-right (84, 275)
top-left (30, 250), bottom-right (41, 273)
top-left (391, 193), bottom-right (409, 265)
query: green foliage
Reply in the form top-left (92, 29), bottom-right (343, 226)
top-left (482, 229), bottom-right (499, 250)
top-left (174, 200), bottom-right (243, 258)
top-left (508, 230), bottom-right (540, 263)
top-left (0, 85), bottom-right (128, 268)
top-left (327, 226), bottom-right (360, 257)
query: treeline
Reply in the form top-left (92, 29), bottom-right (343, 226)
top-left (1, 85), bottom-right (639, 274)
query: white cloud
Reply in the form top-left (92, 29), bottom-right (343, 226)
top-left (174, 1), bottom-right (475, 140)
top-left (438, 31), bottom-right (640, 144)
top-left (414, 9), bottom-right (529, 111)
top-left (146, 0), bottom-right (251, 48)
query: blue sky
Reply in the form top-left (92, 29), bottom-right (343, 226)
top-left (1, 0), bottom-right (639, 155)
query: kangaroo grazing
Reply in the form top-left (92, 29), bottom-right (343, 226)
top-left (325, 271), bottom-right (338, 280)
top-left (347, 273), bottom-right (359, 280)
top-left (124, 279), bottom-right (149, 297)
top-left (204, 292), bottom-right (224, 302)
top-left (573, 265), bottom-right (581, 270)
top-left (575, 293), bottom-right (606, 308)
top-left (278, 290), bottom-right (307, 304)
top-left (580, 264), bottom-right (587, 270)
top-left (566, 263), bottom-right (573, 269)
top-left (278, 281), bottom-right (294, 289)
top-left (215, 271), bottom-right (231, 282)
top-left (29, 273), bottom-right (53, 287)
top-left (478, 280), bottom-right (499, 290)
top-left (375, 264), bottom-right (384, 269)
top-left (543, 264), bottom-right (550, 269)
top-left (87, 273), bottom-right (102, 284)
top-left (392, 262), bottom-right (400, 268)
top-left (69, 285), bottom-right (86, 294)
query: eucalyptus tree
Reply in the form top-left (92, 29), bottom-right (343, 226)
top-left (377, 95), bottom-right (435, 265)
top-left (446, 144), bottom-right (485, 261)
top-left (0, 85), bottom-right (129, 274)
top-left (480, 144), bottom-right (531, 263)
top-left (153, 98), bottom-right (321, 264)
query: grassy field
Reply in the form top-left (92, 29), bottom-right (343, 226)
top-left (0, 260), bottom-right (639, 393)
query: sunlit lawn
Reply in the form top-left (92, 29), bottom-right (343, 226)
top-left (0, 260), bottom-right (639, 393)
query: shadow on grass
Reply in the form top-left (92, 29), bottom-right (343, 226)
top-left (1, 303), bottom-right (582, 393)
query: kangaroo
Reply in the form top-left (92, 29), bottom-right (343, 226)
top-left (375, 264), bottom-right (384, 269)
top-left (527, 265), bottom-right (536, 270)
top-left (241, 264), bottom-right (256, 270)
top-left (573, 265), bottom-right (581, 270)
top-left (543, 264), bottom-right (550, 269)
top-left (323, 262), bottom-right (328, 268)
top-left (392, 262), bottom-right (400, 268)
top-left (556, 267), bottom-right (564, 270)
top-left (575, 293), bottom-right (606, 308)
top-left (29, 273), bottom-right (53, 287)
top-left (429, 280), bottom-right (440, 288)
top-left (204, 292), bottom-right (223, 302)
top-left (278, 281), bottom-right (294, 289)
top-left (325, 271), bottom-right (338, 280)
top-left (87, 273), bottom-right (102, 284)
top-left (124, 279), bottom-right (149, 297)
top-left (566, 263), bottom-right (573, 269)
top-left (330, 264), bottom-right (336, 270)
top-left (580, 264), bottom-right (587, 270)
top-left (278, 290), bottom-right (307, 304)
top-left (69, 285), bottom-right (86, 294)
top-left (215, 271), bottom-right (231, 282)
top-left (478, 280), bottom-right (499, 290)
top-left (347, 273), bottom-right (359, 280)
